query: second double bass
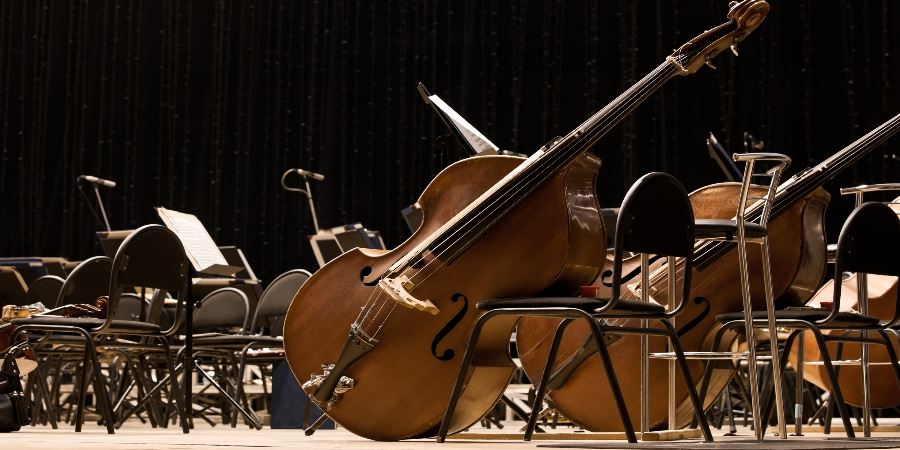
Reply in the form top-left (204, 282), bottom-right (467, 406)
top-left (516, 113), bottom-right (900, 431)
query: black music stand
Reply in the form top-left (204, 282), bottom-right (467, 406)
top-left (156, 207), bottom-right (243, 431)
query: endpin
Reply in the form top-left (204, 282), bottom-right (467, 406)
top-left (731, 45), bottom-right (739, 56)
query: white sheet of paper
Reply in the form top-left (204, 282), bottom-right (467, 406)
top-left (156, 207), bottom-right (229, 271)
top-left (428, 95), bottom-right (499, 154)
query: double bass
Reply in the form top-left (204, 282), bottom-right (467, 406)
top-left (516, 114), bottom-right (900, 431)
top-left (283, 1), bottom-right (769, 440)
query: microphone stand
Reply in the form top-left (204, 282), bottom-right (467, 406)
top-left (92, 184), bottom-right (112, 232)
top-left (281, 170), bottom-right (321, 233)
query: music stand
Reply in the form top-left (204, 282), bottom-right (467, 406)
top-left (156, 207), bottom-right (243, 432)
top-left (96, 230), bottom-right (135, 257)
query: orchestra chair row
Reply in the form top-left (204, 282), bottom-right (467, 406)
top-left (9, 225), bottom-right (192, 433)
top-left (122, 269), bottom-right (311, 430)
top-left (190, 269), bottom-right (311, 428)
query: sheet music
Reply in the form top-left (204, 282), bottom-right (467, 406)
top-left (428, 95), bottom-right (500, 155)
top-left (156, 207), bottom-right (229, 271)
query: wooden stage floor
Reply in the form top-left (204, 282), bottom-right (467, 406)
top-left (7, 421), bottom-right (900, 450)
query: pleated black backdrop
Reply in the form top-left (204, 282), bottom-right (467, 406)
top-left (1, 0), bottom-right (899, 281)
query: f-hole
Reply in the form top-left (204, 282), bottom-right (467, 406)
top-left (359, 266), bottom-right (379, 286)
top-left (431, 293), bottom-right (469, 361)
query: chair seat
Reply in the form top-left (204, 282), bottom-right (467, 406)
top-left (716, 309), bottom-right (880, 329)
top-left (11, 316), bottom-right (161, 333)
top-left (694, 219), bottom-right (767, 240)
top-left (477, 297), bottom-right (666, 315)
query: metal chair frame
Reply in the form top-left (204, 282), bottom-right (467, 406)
top-left (436, 172), bottom-right (713, 444)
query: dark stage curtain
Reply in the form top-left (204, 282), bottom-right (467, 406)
top-left (1, 0), bottom-right (899, 281)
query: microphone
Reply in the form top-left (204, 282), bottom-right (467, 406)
top-left (293, 168), bottom-right (325, 181)
top-left (78, 175), bottom-right (117, 188)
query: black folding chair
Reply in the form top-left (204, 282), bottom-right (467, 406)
top-left (436, 172), bottom-right (713, 443)
top-left (11, 225), bottom-right (191, 433)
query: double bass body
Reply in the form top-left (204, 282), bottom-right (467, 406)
top-left (515, 183), bottom-right (830, 430)
top-left (283, 154), bottom-right (606, 440)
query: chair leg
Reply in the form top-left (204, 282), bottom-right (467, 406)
top-left (525, 319), bottom-right (572, 441)
top-left (75, 347), bottom-right (92, 432)
top-left (585, 316), bottom-right (637, 443)
top-left (735, 237), bottom-right (764, 440)
top-left (761, 330), bottom-right (798, 437)
top-left (807, 327), bottom-right (855, 438)
top-left (759, 238), bottom-right (787, 439)
top-left (876, 330), bottom-right (900, 391)
top-left (661, 320), bottom-right (713, 442)
top-left (85, 340), bottom-right (116, 434)
top-left (160, 337), bottom-right (191, 433)
top-left (435, 312), bottom-right (494, 443)
top-left (32, 359), bottom-right (58, 429)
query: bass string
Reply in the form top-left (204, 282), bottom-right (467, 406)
top-left (694, 115), bottom-right (900, 278)
top-left (398, 61), bottom-right (681, 294)
top-left (360, 58), bottom-right (685, 333)
top-left (359, 45), bottom-right (732, 332)
top-left (403, 61), bottom-right (678, 290)
top-left (354, 59), bottom-right (677, 323)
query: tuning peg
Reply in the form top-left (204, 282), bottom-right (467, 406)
top-left (731, 45), bottom-right (739, 56)
top-left (705, 61), bottom-right (718, 70)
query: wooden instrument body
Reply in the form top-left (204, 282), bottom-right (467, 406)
top-left (516, 183), bottom-right (829, 431)
top-left (789, 273), bottom-right (900, 408)
top-left (283, 154), bottom-right (606, 440)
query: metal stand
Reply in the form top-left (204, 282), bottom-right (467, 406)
top-left (281, 169), bottom-right (321, 233)
top-left (92, 185), bottom-right (112, 232)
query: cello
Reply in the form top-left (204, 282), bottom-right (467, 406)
top-left (516, 114), bottom-right (900, 431)
top-left (283, 1), bottom-right (769, 440)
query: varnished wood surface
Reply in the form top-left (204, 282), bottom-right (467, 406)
top-left (790, 274), bottom-right (900, 408)
top-left (283, 154), bottom-right (606, 440)
top-left (515, 183), bottom-right (830, 431)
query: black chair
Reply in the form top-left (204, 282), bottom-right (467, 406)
top-left (716, 201), bottom-right (900, 439)
top-left (188, 288), bottom-right (256, 426)
top-left (11, 225), bottom-right (191, 433)
top-left (22, 275), bottom-right (65, 307)
top-left (56, 256), bottom-right (112, 307)
top-left (10, 256), bottom-right (114, 431)
top-left (194, 288), bottom-right (250, 335)
top-left (436, 172), bottom-right (712, 443)
top-left (192, 269), bottom-right (312, 428)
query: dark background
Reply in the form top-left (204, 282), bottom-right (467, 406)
top-left (1, 0), bottom-right (898, 282)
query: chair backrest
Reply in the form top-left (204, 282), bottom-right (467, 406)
top-left (23, 275), bottom-right (65, 308)
top-left (611, 172), bottom-right (694, 313)
top-left (251, 269), bottom-right (312, 336)
top-left (114, 293), bottom-right (146, 321)
top-left (107, 224), bottom-right (189, 335)
top-left (57, 256), bottom-right (112, 307)
top-left (831, 202), bottom-right (900, 326)
top-left (194, 288), bottom-right (249, 333)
